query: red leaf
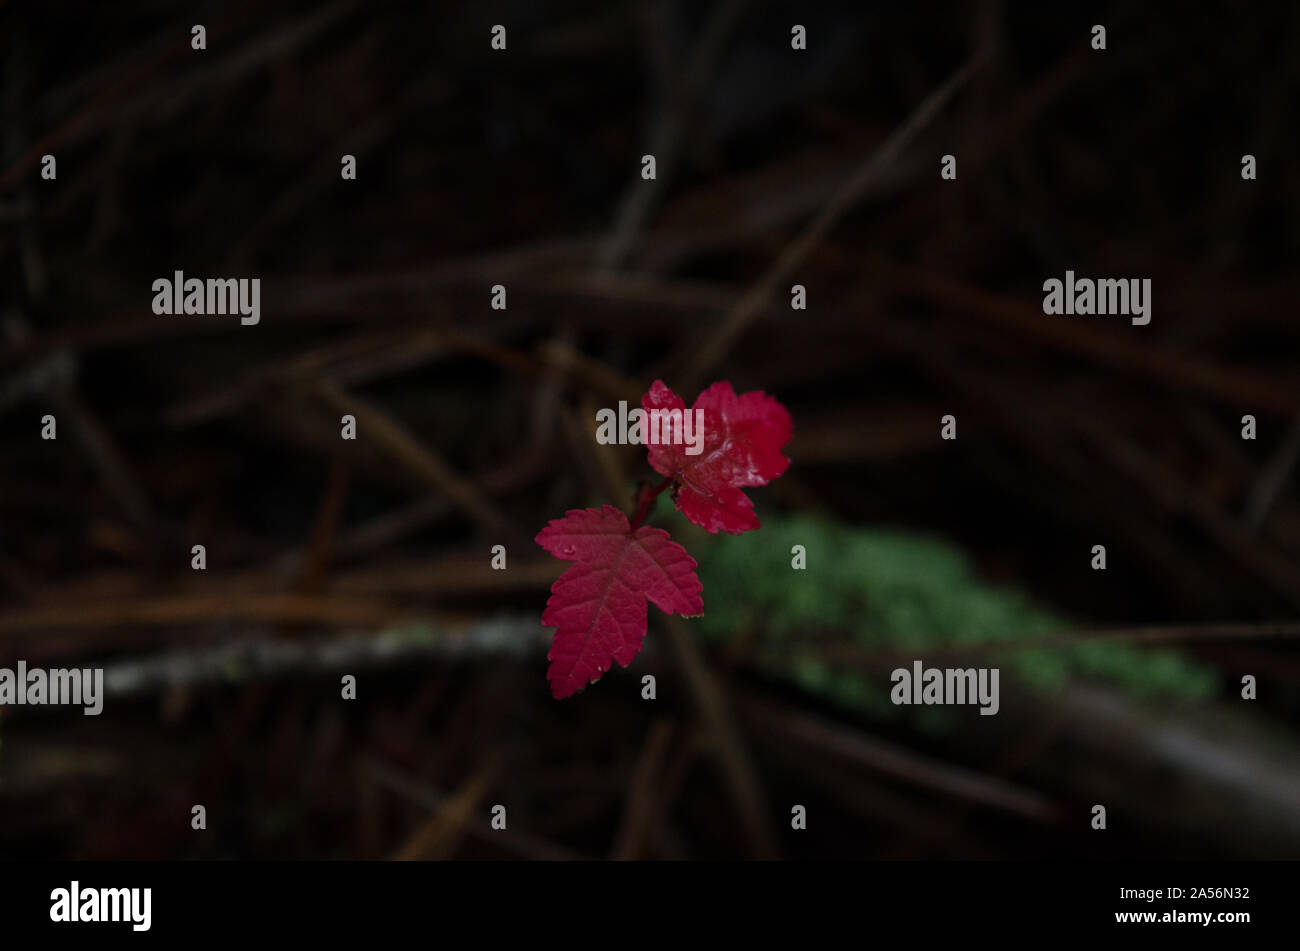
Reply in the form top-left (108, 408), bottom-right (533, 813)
top-left (536, 505), bottom-right (703, 699)
top-left (641, 379), bottom-right (793, 534)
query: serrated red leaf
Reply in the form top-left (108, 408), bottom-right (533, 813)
top-left (536, 505), bottom-right (703, 699)
top-left (641, 379), bottom-right (793, 534)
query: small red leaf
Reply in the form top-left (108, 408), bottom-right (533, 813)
top-left (536, 505), bottom-right (703, 699)
top-left (641, 379), bottom-right (793, 534)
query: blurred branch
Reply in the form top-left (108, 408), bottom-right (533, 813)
top-left (674, 57), bottom-right (977, 390)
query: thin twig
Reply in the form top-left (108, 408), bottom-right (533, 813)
top-left (675, 59), bottom-right (976, 390)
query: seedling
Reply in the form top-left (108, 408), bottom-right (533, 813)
top-left (536, 380), bottom-right (793, 698)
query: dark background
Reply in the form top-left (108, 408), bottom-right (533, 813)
top-left (0, 0), bottom-right (1297, 860)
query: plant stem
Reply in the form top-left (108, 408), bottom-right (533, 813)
top-left (629, 477), bottom-right (673, 530)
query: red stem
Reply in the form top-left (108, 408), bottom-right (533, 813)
top-left (629, 477), bottom-right (673, 530)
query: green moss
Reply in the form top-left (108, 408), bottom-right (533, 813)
top-left (679, 512), bottom-right (1218, 716)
